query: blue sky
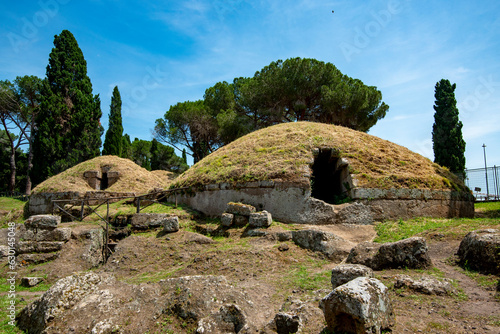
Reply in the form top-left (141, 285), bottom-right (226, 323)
top-left (1, 0), bottom-right (499, 169)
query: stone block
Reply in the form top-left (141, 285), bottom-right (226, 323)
top-left (331, 264), bottom-right (374, 290)
top-left (25, 215), bottom-right (61, 230)
top-left (17, 252), bottom-right (59, 265)
top-left (130, 213), bottom-right (176, 230)
top-left (16, 241), bottom-right (65, 254)
top-left (249, 210), bottom-right (272, 228)
top-left (457, 229), bottom-right (500, 275)
top-left (322, 277), bottom-right (395, 334)
top-left (35, 228), bottom-right (72, 242)
top-left (225, 202), bottom-right (256, 216)
top-left (162, 216), bottom-right (179, 233)
top-left (221, 213), bottom-right (234, 227)
top-left (274, 312), bottom-right (301, 334)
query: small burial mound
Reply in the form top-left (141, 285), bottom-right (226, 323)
top-left (29, 156), bottom-right (174, 215)
top-left (169, 122), bottom-right (473, 224)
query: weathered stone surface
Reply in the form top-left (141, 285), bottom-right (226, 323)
top-left (394, 274), bottom-right (455, 295)
top-left (16, 272), bottom-right (103, 334)
top-left (337, 202), bottom-right (374, 225)
top-left (221, 213), bottom-right (234, 227)
top-left (249, 210), bottom-right (272, 228)
top-left (80, 228), bottom-right (104, 267)
top-left (25, 215), bottom-right (61, 230)
top-left (291, 230), bottom-right (354, 261)
top-left (233, 215), bottom-right (249, 226)
top-left (346, 237), bottom-right (432, 270)
top-left (185, 232), bottom-right (214, 244)
top-left (17, 252), bottom-right (60, 265)
top-left (274, 312), bottom-right (301, 334)
top-left (20, 277), bottom-right (44, 287)
top-left (226, 202), bottom-right (256, 216)
top-left (331, 264), bottom-right (374, 290)
top-left (0, 245), bottom-right (9, 258)
top-left (19, 225), bottom-right (72, 242)
top-left (130, 213), bottom-right (176, 230)
top-left (108, 226), bottom-right (131, 241)
top-left (162, 216), bottom-right (180, 233)
top-left (321, 277), bottom-right (395, 334)
top-left (457, 229), bottom-right (500, 274)
top-left (196, 304), bottom-right (250, 334)
top-left (16, 241), bottom-right (65, 254)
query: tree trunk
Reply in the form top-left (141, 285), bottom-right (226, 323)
top-left (8, 146), bottom-right (16, 194)
top-left (25, 138), bottom-right (34, 195)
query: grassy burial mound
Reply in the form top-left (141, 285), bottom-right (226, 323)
top-left (32, 155), bottom-right (173, 195)
top-left (171, 121), bottom-right (467, 193)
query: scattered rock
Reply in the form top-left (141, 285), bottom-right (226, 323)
top-left (291, 230), bottom-right (354, 261)
top-left (185, 232), bottom-right (215, 244)
top-left (278, 244), bottom-right (289, 252)
top-left (20, 277), bottom-right (44, 287)
top-left (249, 210), bottom-right (272, 228)
top-left (16, 241), bottom-right (65, 254)
top-left (221, 213), bottom-right (234, 227)
top-left (394, 274), bottom-right (455, 295)
top-left (130, 213), bottom-right (177, 231)
top-left (196, 304), bottom-right (250, 334)
top-left (162, 216), bottom-right (180, 233)
top-left (274, 312), bottom-right (301, 334)
top-left (226, 202), bottom-right (256, 216)
top-left (346, 237), bottom-right (432, 270)
top-left (457, 229), bottom-right (500, 275)
top-left (331, 264), bottom-right (374, 290)
top-left (321, 277), bottom-right (395, 334)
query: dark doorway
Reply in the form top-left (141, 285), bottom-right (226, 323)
top-left (310, 149), bottom-right (347, 204)
top-left (101, 172), bottom-right (109, 190)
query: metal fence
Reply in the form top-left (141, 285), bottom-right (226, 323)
top-left (465, 166), bottom-right (500, 201)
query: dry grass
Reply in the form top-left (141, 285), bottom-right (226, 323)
top-left (172, 121), bottom-right (467, 191)
top-left (32, 155), bottom-right (173, 194)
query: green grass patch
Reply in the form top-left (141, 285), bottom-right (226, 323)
top-left (0, 197), bottom-right (26, 227)
top-left (283, 265), bottom-right (330, 292)
top-left (374, 216), bottom-right (500, 243)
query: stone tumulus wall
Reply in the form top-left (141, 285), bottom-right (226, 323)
top-left (170, 182), bottom-right (474, 225)
top-left (29, 191), bottom-right (136, 216)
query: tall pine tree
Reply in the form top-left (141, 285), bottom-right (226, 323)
top-left (32, 30), bottom-right (102, 185)
top-left (102, 86), bottom-right (123, 156)
top-left (432, 79), bottom-right (466, 178)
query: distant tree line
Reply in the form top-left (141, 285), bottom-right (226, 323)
top-left (0, 30), bottom-right (186, 194)
top-left (154, 57), bottom-right (389, 163)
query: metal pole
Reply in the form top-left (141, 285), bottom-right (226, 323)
top-left (495, 165), bottom-right (499, 200)
top-left (483, 144), bottom-right (490, 200)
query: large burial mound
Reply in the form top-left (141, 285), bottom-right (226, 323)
top-left (29, 155), bottom-right (175, 215)
top-left (171, 122), bottom-right (474, 224)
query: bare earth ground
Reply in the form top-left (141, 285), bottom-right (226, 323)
top-left (3, 212), bottom-right (500, 333)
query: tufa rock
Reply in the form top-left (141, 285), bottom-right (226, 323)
top-left (394, 274), bottom-right (455, 296)
top-left (20, 277), bottom-right (44, 287)
top-left (25, 215), bottom-right (61, 230)
top-left (249, 210), bottom-right (272, 228)
top-left (291, 230), bottom-right (354, 261)
top-left (331, 264), bottom-right (374, 290)
top-left (130, 213), bottom-right (177, 230)
top-left (321, 277), bottom-right (395, 334)
top-left (457, 229), bottom-right (500, 275)
top-left (16, 272), bottom-right (103, 334)
top-left (274, 312), bottom-right (302, 334)
top-left (196, 304), bottom-right (250, 334)
top-left (226, 202), bottom-right (256, 216)
top-left (221, 212), bottom-right (234, 227)
top-left (337, 203), bottom-right (374, 225)
top-left (346, 237), bottom-right (432, 270)
top-left (162, 216), bottom-right (180, 233)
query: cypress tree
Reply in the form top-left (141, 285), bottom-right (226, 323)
top-left (102, 86), bottom-right (123, 156)
top-left (181, 148), bottom-right (187, 164)
top-left (432, 79), bottom-right (466, 178)
top-left (150, 138), bottom-right (160, 170)
top-left (32, 30), bottom-right (102, 184)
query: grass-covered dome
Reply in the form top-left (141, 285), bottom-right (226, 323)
top-left (171, 122), bottom-right (468, 192)
top-left (32, 155), bottom-right (173, 194)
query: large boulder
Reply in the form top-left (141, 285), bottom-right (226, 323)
top-left (130, 213), bottom-right (178, 231)
top-left (16, 272), bottom-right (104, 334)
top-left (25, 215), bottom-right (61, 230)
top-left (196, 304), bottom-right (250, 334)
top-left (226, 202), bottom-right (256, 216)
top-left (457, 229), bottom-right (500, 274)
top-left (331, 264), bottom-right (374, 290)
top-left (249, 210), bottom-right (272, 228)
top-left (346, 237), bottom-right (432, 270)
top-left (321, 277), bottom-right (395, 334)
